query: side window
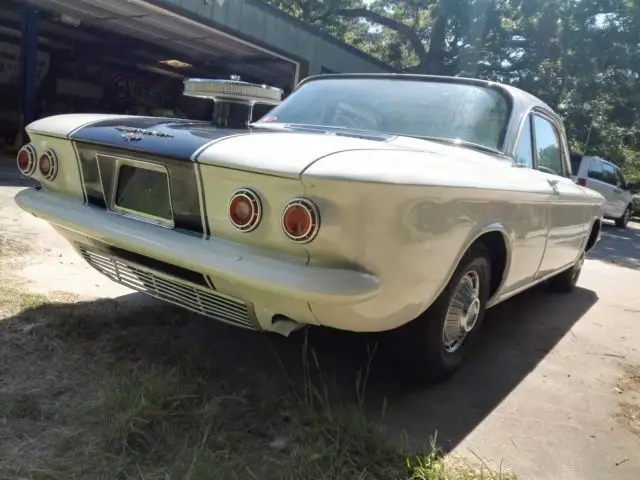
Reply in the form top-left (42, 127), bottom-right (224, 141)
top-left (601, 163), bottom-right (618, 186)
top-left (532, 115), bottom-right (564, 176)
top-left (513, 116), bottom-right (534, 168)
top-left (587, 159), bottom-right (604, 181)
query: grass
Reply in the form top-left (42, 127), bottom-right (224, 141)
top-left (0, 286), bottom-right (515, 480)
top-left (618, 364), bottom-right (640, 392)
top-left (618, 403), bottom-right (640, 437)
top-left (617, 364), bottom-right (640, 437)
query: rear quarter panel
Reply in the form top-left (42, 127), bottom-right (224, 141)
top-left (300, 149), bottom-right (555, 331)
top-left (24, 133), bottom-right (85, 201)
top-left (198, 164), bottom-right (309, 260)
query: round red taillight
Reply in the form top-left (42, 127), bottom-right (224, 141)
top-left (282, 198), bottom-right (320, 243)
top-left (228, 188), bottom-right (262, 232)
top-left (16, 144), bottom-right (36, 176)
top-left (38, 149), bottom-right (58, 181)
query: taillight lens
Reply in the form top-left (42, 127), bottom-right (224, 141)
top-left (228, 188), bottom-right (262, 232)
top-left (16, 144), bottom-right (37, 176)
top-left (577, 177), bottom-right (587, 187)
top-left (282, 198), bottom-right (320, 243)
top-left (38, 149), bottom-right (59, 181)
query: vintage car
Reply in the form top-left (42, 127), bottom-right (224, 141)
top-left (14, 74), bottom-right (605, 382)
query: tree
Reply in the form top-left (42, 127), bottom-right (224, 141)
top-left (266, 0), bottom-right (640, 177)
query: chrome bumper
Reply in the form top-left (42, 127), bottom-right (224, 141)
top-left (15, 188), bottom-right (379, 305)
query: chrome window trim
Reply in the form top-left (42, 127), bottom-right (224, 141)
top-left (530, 109), bottom-right (571, 178)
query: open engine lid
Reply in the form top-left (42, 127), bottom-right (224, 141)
top-left (183, 78), bottom-right (283, 105)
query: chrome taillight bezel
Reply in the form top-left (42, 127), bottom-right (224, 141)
top-left (281, 197), bottom-right (320, 243)
top-left (228, 188), bottom-right (262, 232)
top-left (38, 148), bottom-right (59, 181)
top-left (16, 144), bottom-right (37, 176)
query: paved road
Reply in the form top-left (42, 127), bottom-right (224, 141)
top-left (1, 176), bottom-right (639, 479)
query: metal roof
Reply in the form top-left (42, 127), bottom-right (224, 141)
top-left (22, 0), bottom-right (299, 86)
top-left (19, 0), bottom-right (394, 87)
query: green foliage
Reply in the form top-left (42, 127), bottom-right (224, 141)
top-left (265, 0), bottom-right (640, 174)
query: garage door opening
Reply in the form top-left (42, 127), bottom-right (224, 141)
top-left (0, 0), bottom-right (299, 153)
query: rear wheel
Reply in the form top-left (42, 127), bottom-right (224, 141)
top-left (394, 244), bottom-right (491, 383)
top-left (615, 205), bottom-right (632, 228)
top-left (546, 252), bottom-right (584, 293)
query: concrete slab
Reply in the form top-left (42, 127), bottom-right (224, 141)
top-left (0, 184), bottom-right (134, 299)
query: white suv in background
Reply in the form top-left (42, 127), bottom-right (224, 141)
top-left (571, 154), bottom-right (634, 228)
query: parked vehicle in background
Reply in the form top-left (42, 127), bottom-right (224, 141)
top-left (632, 193), bottom-right (640, 218)
top-left (570, 154), bottom-right (634, 227)
top-left (15, 74), bottom-right (605, 383)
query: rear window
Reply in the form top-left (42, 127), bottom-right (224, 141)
top-left (257, 78), bottom-right (512, 150)
top-left (570, 154), bottom-right (582, 175)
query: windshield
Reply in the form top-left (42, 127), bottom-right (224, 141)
top-left (255, 78), bottom-right (511, 150)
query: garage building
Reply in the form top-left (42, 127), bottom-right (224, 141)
top-left (0, 0), bottom-right (392, 154)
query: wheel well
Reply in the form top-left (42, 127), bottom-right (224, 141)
top-left (585, 219), bottom-right (601, 251)
top-left (473, 231), bottom-right (508, 299)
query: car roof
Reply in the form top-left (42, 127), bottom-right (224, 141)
top-left (577, 155), bottom-right (619, 169)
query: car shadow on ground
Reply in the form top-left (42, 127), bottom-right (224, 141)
top-left (271, 284), bottom-right (599, 452)
top-left (4, 282), bottom-right (598, 454)
top-left (0, 166), bottom-right (38, 188)
top-left (588, 221), bottom-right (640, 270)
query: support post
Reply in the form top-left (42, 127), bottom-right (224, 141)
top-left (20, 7), bottom-right (39, 145)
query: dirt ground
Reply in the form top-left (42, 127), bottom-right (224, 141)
top-left (0, 179), bottom-right (132, 300)
top-left (1, 173), bottom-right (640, 479)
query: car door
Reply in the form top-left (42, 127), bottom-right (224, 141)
top-left (507, 114), bottom-right (553, 291)
top-left (531, 113), bottom-right (588, 276)
top-left (613, 164), bottom-right (633, 216)
top-left (599, 161), bottom-right (625, 218)
top-left (584, 158), bottom-right (617, 217)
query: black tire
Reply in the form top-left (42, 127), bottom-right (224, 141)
top-left (615, 205), bottom-right (632, 228)
top-left (393, 244), bottom-right (491, 383)
top-left (546, 252), bottom-right (584, 293)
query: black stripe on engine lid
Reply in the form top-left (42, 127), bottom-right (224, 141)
top-left (75, 143), bottom-right (207, 236)
top-left (69, 117), bottom-right (243, 161)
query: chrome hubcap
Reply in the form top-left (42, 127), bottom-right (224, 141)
top-left (443, 271), bottom-right (481, 353)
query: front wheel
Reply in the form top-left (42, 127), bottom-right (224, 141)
top-left (393, 244), bottom-right (491, 383)
top-left (615, 206), bottom-right (632, 228)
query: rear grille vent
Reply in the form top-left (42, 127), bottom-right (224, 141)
top-left (78, 245), bottom-right (259, 330)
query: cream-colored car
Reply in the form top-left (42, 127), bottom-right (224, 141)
top-left (14, 75), bottom-right (605, 383)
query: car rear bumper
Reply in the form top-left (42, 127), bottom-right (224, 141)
top-left (15, 188), bottom-right (380, 327)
